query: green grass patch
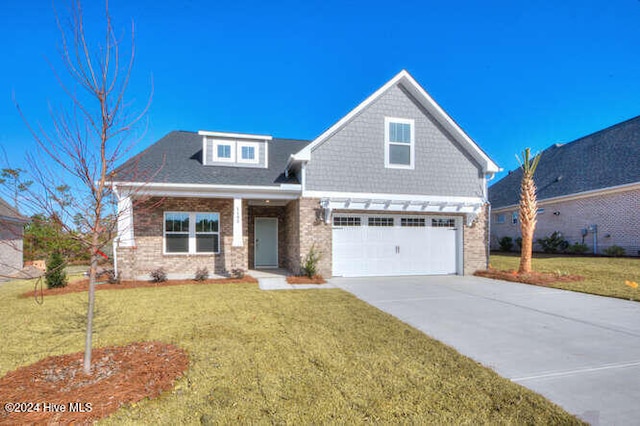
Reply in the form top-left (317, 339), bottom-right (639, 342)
top-left (0, 278), bottom-right (580, 424)
top-left (490, 253), bottom-right (640, 301)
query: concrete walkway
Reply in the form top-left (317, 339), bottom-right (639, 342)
top-left (331, 275), bottom-right (640, 425)
top-left (250, 269), bottom-right (337, 290)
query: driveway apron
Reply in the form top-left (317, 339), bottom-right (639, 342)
top-left (331, 275), bottom-right (640, 425)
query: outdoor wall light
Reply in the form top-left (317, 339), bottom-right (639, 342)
top-left (553, 211), bottom-right (560, 216)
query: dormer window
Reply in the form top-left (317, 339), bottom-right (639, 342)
top-left (238, 142), bottom-right (259, 164)
top-left (213, 141), bottom-right (235, 162)
top-left (199, 130), bottom-right (272, 168)
top-left (385, 117), bottom-right (415, 169)
top-left (216, 143), bottom-right (233, 161)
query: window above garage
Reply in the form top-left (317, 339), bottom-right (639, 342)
top-left (384, 117), bottom-right (415, 169)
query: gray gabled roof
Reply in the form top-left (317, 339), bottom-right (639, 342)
top-left (0, 197), bottom-right (27, 223)
top-left (113, 131), bottom-right (310, 186)
top-left (490, 115), bottom-right (640, 209)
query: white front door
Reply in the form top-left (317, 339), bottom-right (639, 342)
top-left (255, 218), bottom-right (278, 268)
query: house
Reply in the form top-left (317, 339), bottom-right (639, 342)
top-left (111, 70), bottom-right (499, 279)
top-left (489, 115), bottom-right (640, 255)
top-left (0, 197), bottom-right (28, 278)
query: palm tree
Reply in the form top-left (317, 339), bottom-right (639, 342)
top-left (517, 148), bottom-right (541, 274)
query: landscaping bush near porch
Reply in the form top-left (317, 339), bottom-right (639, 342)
top-left (489, 253), bottom-right (640, 301)
top-left (0, 278), bottom-right (580, 424)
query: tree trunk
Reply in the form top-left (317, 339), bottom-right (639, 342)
top-left (83, 247), bottom-right (99, 374)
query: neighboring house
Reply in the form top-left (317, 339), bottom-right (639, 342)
top-left (0, 197), bottom-right (28, 277)
top-left (111, 70), bottom-right (499, 279)
top-left (489, 115), bottom-right (640, 255)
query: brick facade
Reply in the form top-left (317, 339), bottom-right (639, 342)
top-left (463, 204), bottom-right (490, 274)
top-left (298, 198), bottom-right (332, 277)
top-left (491, 188), bottom-right (640, 255)
top-left (116, 197), bottom-right (248, 280)
top-left (117, 196), bottom-right (489, 279)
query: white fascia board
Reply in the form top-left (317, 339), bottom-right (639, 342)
top-left (198, 130), bottom-right (273, 141)
top-left (0, 215), bottom-right (29, 224)
top-left (293, 70), bottom-right (407, 161)
top-left (112, 181), bottom-right (301, 200)
top-left (491, 181), bottom-right (640, 212)
top-left (398, 72), bottom-right (500, 174)
top-left (305, 190), bottom-right (484, 205)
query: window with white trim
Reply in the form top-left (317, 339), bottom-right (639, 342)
top-left (164, 212), bottom-right (220, 254)
top-left (512, 212), bottom-right (518, 224)
top-left (213, 141), bottom-right (235, 162)
top-left (496, 214), bottom-right (505, 224)
top-left (385, 117), bottom-right (414, 169)
top-left (238, 142), bottom-right (259, 164)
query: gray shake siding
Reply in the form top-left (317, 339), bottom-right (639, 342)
top-left (305, 84), bottom-right (484, 197)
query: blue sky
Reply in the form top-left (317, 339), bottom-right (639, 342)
top-left (2, 0), bottom-right (640, 182)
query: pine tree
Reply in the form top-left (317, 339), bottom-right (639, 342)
top-left (45, 251), bottom-right (68, 288)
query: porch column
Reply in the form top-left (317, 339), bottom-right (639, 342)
top-left (117, 194), bottom-right (135, 247)
top-left (232, 197), bottom-right (243, 247)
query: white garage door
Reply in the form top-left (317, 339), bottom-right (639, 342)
top-left (332, 215), bottom-right (459, 277)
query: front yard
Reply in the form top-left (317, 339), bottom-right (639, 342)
top-left (489, 253), bottom-right (640, 301)
top-left (0, 277), bottom-right (579, 424)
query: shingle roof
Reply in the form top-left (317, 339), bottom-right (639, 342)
top-left (489, 115), bottom-right (640, 209)
top-left (113, 131), bottom-right (310, 186)
top-left (0, 197), bottom-right (27, 222)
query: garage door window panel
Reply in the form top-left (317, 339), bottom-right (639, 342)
top-left (368, 217), bottom-right (394, 227)
top-left (333, 217), bottom-right (361, 226)
top-left (401, 217), bottom-right (426, 227)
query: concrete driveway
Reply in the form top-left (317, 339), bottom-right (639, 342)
top-left (331, 275), bottom-right (640, 425)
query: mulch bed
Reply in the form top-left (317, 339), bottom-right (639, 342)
top-left (474, 268), bottom-right (584, 286)
top-left (21, 276), bottom-right (258, 298)
top-left (286, 275), bottom-right (326, 284)
top-left (0, 341), bottom-right (188, 424)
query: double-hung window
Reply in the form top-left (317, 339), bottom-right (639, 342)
top-left (213, 141), bottom-right (235, 162)
top-left (238, 142), bottom-right (259, 164)
top-left (385, 117), bottom-right (414, 169)
top-left (164, 212), bottom-right (220, 254)
top-left (165, 213), bottom-right (190, 253)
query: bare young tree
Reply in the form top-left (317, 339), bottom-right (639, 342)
top-left (15, 0), bottom-right (150, 374)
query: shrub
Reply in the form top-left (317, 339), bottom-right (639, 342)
top-left (301, 244), bottom-right (322, 278)
top-left (231, 268), bottom-right (245, 279)
top-left (194, 267), bottom-right (209, 281)
top-left (603, 245), bottom-right (626, 257)
top-left (537, 232), bottom-right (569, 253)
top-left (515, 237), bottom-right (522, 250)
top-left (149, 267), bottom-right (168, 283)
top-left (498, 236), bottom-right (513, 252)
top-left (45, 251), bottom-right (68, 288)
top-left (566, 242), bottom-right (589, 254)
